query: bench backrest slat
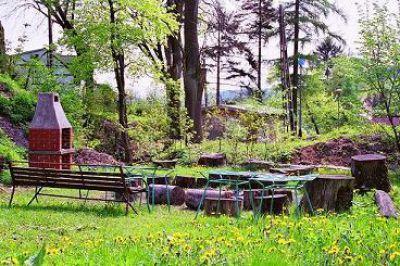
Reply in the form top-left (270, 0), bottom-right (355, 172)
top-left (10, 164), bottom-right (128, 192)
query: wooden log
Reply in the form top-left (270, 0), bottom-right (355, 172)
top-left (198, 153), bottom-right (227, 166)
top-left (301, 175), bottom-right (354, 213)
top-left (172, 176), bottom-right (196, 188)
top-left (242, 159), bottom-right (274, 171)
top-left (148, 184), bottom-right (186, 206)
top-left (203, 197), bottom-right (242, 217)
top-left (375, 190), bottom-right (398, 218)
top-left (253, 194), bottom-right (288, 215)
top-left (185, 189), bottom-right (234, 210)
top-left (270, 165), bottom-right (315, 176)
top-left (152, 159), bottom-right (178, 169)
top-left (242, 190), bottom-right (266, 210)
top-left (351, 154), bottom-right (390, 192)
top-left (195, 178), bottom-right (208, 188)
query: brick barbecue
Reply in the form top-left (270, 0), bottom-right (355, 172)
top-left (29, 93), bottom-right (74, 169)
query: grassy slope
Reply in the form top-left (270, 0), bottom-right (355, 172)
top-left (0, 186), bottom-right (400, 265)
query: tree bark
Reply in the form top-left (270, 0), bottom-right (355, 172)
top-left (184, 0), bottom-right (203, 142)
top-left (351, 154), bottom-right (390, 192)
top-left (301, 175), bottom-right (354, 213)
top-left (148, 184), bottom-right (186, 205)
top-left (165, 0), bottom-right (183, 139)
top-left (108, 0), bottom-right (132, 163)
top-left (291, 0), bottom-right (300, 133)
top-left (0, 20), bottom-right (6, 74)
top-left (256, 0), bottom-right (263, 102)
top-left (216, 28), bottom-right (221, 106)
top-left (185, 189), bottom-right (234, 210)
top-left (375, 190), bottom-right (398, 218)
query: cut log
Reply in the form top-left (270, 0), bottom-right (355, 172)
top-left (301, 175), bottom-right (354, 213)
top-left (198, 153), bottom-right (226, 166)
top-left (173, 176), bottom-right (196, 188)
top-left (270, 165), bottom-right (315, 176)
top-left (148, 184), bottom-right (185, 206)
top-left (203, 197), bottom-right (242, 217)
top-left (253, 194), bottom-right (288, 215)
top-left (242, 190), bottom-right (265, 210)
top-left (195, 178), bottom-right (208, 188)
top-left (375, 190), bottom-right (398, 218)
top-left (152, 159), bottom-right (178, 169)
top-left (242, 159), bottom-right (274, 171)
top-left (351, 154), bottom-right (390, 192)
top-left (185, 189), bottom-right (234, 210)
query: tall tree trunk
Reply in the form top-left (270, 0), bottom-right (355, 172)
top-left (256, 0), bottom-right (263, 102)
top-left (184, 0), bottom-right (203, 142)
top-left (108, 0), bottom-right (132, 163)
top-left (291, 0), bottom-right (300, 133)
top-left (383, 99), bottom-right (400, 152)
top-left (47, 8), bottom-right (54, 69)
top-left (216, 28), bottom-right (221, 106)
top-left (0, 20), bottom-right (5, 74)
top-left (165, 0), bottom-right (183, 140)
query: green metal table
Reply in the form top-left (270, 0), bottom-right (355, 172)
top-left (249, 174), bottom-right (319, 216)
top-left (195, 170), bottom-right (256, 219)
top-left (123, 166), bottom-right (175, 212)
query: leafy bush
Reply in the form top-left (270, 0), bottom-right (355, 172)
top-left (9, 91), bottom-right (36, 125)
top-left (0, 134), bottom-right (25, 162)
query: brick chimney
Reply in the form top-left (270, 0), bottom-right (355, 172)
top-left (29, 92), bottom-right (74, 169)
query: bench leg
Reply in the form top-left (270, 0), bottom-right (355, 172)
top-left (27, 187), bottom-right (43, 206)
top-left (8, 185), bottom-right (15, 207)
top-left (123, 194), bottom-right (138, 215)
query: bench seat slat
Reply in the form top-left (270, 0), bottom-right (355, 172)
top-left (12, 174), bottom-right (124, 187)
top-left (13, 180), bottom-right (126, 192)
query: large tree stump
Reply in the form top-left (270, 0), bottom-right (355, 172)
top-left (253, 195), bottom-right (288, 215)
top-left (351, 154), bottom-right (390, 192)
top-left (270, 164), bottom-right (315, 176)
top-left (242, 189), bottom-right (293, 210)
top-left (173, 176), bottom-right (196, 188)
top-left (242, 159), bottom-right (274, 171)
top-left (375, 190), bottom-right (398, 218)
top-left (148, 184), bottom-right (186, 206)
top-left (203, 198), bottom-right (242, 217)
top-left (185, 189), bottom-right (234, 210)
top-left (301, 175), bottom-right (354, 213)
top-left (198, 153), bottom-right (226, 166)
top-left (152, 159), bottom-right (178, 169)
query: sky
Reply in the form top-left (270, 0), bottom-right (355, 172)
top-left (0, 0), bottom-right (398, 96)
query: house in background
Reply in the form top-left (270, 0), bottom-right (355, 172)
top-left (13, 48), bottom-right (74, 84)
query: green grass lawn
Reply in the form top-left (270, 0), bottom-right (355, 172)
top-left (1, 186), bottom-right (400, 266)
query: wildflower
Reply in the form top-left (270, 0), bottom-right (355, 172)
top-left (390, 251), bottom-right (400, 261)
top-left (327, 245), bottom-right (339, 255)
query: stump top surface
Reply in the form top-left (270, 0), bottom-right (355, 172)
top-left (318, 175), bottom-right (354, 180)
top-left (254, 194), bottom-right (287, 200)
top-left (351, 154), bottom-right (386, 162)
top-left (200, 153), bottom-right (226, 159)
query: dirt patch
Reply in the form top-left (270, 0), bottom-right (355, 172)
top-left (75, 148), bottom-right (122, 165)
top-left (291, 135), bottom-right (398, 167)
top-left (0, 116), bottom-right (28, 147)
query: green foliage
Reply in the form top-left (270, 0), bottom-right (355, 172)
top-left (0, 130), bottom-right (25, 165)
top-left (9, 90), bottom-right (36, 125)
top-left (24, 244), bottom-right (46, 266)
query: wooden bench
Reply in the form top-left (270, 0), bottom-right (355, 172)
top-left (8, 163), bottom-right (145, 215)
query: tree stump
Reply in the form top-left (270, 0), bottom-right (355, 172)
top-left (185, 189), bottom-right (234, 210)
top-left (375, 190), bottom-right (398, 218)
top-left (351, 154), bottom-right (390, 192)
top-left (195, 178), bottom-right (208, 188)
top-left (242, 190), bottom-right (265, 210)
top-left (242, 159), bottom-right (274, 171)
top-left (270, 164), bottom-right (315, 176)
top-left (152, 159), bottom-right (178, 169)
top-left (253, 194), bottom-right (288, 215)
top-left (198, 153), bottom-right (227, 166)
top-left (301, 175), bottom-right (354, 213)
top-left (173, 176), bottom-right (196, 188)
top-left (203, 197), bottom-right (242, 217)
top-left (148, 184), bottom-right (186, 206)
